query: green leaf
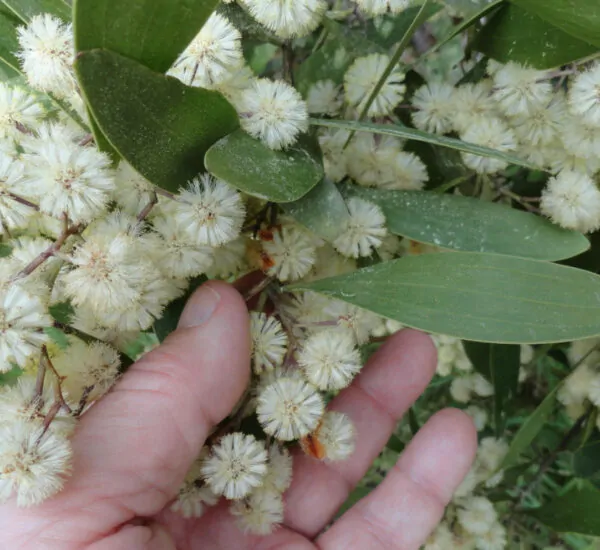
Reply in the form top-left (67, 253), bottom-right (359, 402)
top-left (75, 49), bottom-right (239, 193)
top-left (49, 301), bottom-right (75, 324)
top-left (572, 429), bottom-right (600, 479)
top-left (0, 58), bottom-right (19, 80)
top-left (425, 0), bottom-right (504, 56)
top-left (294, 20), bottom-right (383, 96)
top-left (87, 109), bottom-right (120, 164)
top-left (464, 342), bottom-right (520, 433)
top-left (74, 0), bottom-right (218, 72)
top-left (154, 276), bottom-right (207, 342)
top-left (0, 364), bottom-right (22, 386)
top-left (288, 253), bottom-right (600, 344)
top-left (310, 118), bottom-right (540, 171)
top-left (1, 0), bottom-right (71, 22)
top-left (0, 243), bottom-right (12, 257)
top-left (0, 12), bottom-right (20, 72)
top-left (532, 482), bottom-right (600, 536)
top-left (205, 130), bottom-right (324, 203)
top-left (473, 3), bottom-right (597, 69)
top-left (351, 0), bottom-right (437, 139)
top-left (341, 185), bottom-right (589, 261)
top-left (366, 3), bottom-right (443, 49)
top-left (501, 384), bottom-right (559, 469)
top-left (386, 434), bottom-right (405, 453)
top-left (282, 178), bottom-right (350, 241)
top-left (44, 326), bottom-right (70, 349)
top-left (511, 0), bottom-right (600, 48)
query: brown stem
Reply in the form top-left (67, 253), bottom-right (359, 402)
top-left (34, 353), bottom-right (47, 399)
top-left (78, 134), bottom-right (94, 147)
top-left (136, 192), bottom-right (158, 224)
top-left (10, 215), bottom-right (83, 282)
top-left (8, 193), bottom-right (39, 211)
top-left (243, 276), bottom-right (273, 302)
top-left (42, 346), bottom-right (72, 414)
top-left (154, 187), bottom-right (176, 200)
top-left (75, 385), bottom-right (94, 417)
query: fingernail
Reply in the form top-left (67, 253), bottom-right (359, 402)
top-left (179, 284), bottom-right (221, 328)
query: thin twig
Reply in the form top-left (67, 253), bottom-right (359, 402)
top-left (42, 346), bottom-right (72, 414)
top-left (244, 276), bottom-right (273, 302)
top-left (8, 193), bottom-right (39, 211)
top-left (154, 187), bottom-right (177, 200)
top-left (10, 215), bottom-right (83, 282)
top-left (75, 385), bottom-right (94, 417)
top-left (136, 192), bottom-right (158, 224)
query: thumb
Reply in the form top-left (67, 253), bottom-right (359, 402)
top-left (69, 281), bottom-right (251, 517)
top-left (88, 522), bottom-right (176, 550)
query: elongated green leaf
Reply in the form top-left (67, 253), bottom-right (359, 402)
top-left (310, 118), bottom-right (539, 171)
top-left (474, 4), bottom-right (596, 69)
top-left (205, 130), bottom-right (324, 203)
top-left (426, 0), bottom-right (504, 56)
top-left (74, 0), bottom-right (218, 72)
top-left (75, 49), bottom-right (239, 193)
top-left (501, 384), bottom-right (559, 469)
top-left (512, 0), bottom-right (600, 48)
top-left (0, 12), bottom-right (20, 72)
top-left (342, 185), bottom-right (589, 261)
top-left (366, 3), bottom-right (443, 49)
top-left (464, 342), bottom-right (520, 433)
top-left (532, 483), bottom-right (600, 535)
top-left (1, 0), bottom-right (71, 22)
top-left (572, 429), bottom-right (600, 479)
top-left (355, 0), bottom-right (436, 125)
top-left (282, 178), bottom-right (350, 241)
top-left (0, 58), bottom-right (19, 80)
top-left (289, 253), bottom-right (600, 344)
top-left (295, 20), bottom-right (383, 95)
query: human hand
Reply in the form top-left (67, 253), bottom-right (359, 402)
top-left (0, 282), bottom-right (477, 550)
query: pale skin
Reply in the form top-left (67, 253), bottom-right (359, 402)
top-left (0, 282), bottom-right (477, 549)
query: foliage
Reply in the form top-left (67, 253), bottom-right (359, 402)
top-left (1, 0), bottom-right (600, 545)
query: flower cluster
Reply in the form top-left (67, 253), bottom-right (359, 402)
top-left (2, 2), bottom-right (600, 546)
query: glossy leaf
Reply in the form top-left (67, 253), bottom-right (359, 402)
top-left (310, 118), bottom-right (540, 171)
top-left (464, 342), bottom-right (520, 433)
top-left (512, 0), bottom-right (600, 48)
top-left (289, 253), bottom-right (600, 344)
top-left (342, 185), bottom-right (589, 261)
top-left (74, 0), bottom-right (218, 72)
top-left (0, 58), bottom-right (19, 80)
top-left (532, 483), bottom-right (600, 535)
top-left (502, 385), bottom-right (560, 469)
top-left (1, 0), bottom-right (71, 22)
top-left (205, 130), bottom-right (324, 203)
top-left (0, 12), bottom-right (20, 72)
top-left (474, 3), bottom-right (596, 69)
top-left (572, 429), bottom-right (600, 480)
top-left (75, 49), bottom-right (239, 193)
top-left (282, 178), bottom-right (350, 241)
